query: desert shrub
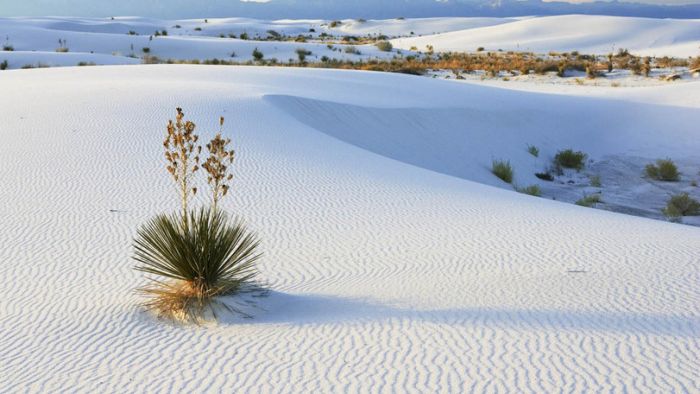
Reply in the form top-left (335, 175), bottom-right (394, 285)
top-left (517, 185), bottom-right (541, 197)
top-left (77, 61), bottom-right (96, 66)
top-left (589, 175), bottom-right (602, 187)
top-left (240, 32), bottom-right (249, 40)
top-left (295, 48), bottom-right (312, 63)
top-left (142, 47), bottom-right (150, 53)
top-left (344, 46), bottom-right (360, 55)
top-left (645, 159), bottom-right (679, 181)
top-left (662, 193), bottom-right (700, 218)
top-left (134, 207), bottom-right (262, 322)
top-left (527, 144), bottom-right (539, 157)
top-left (267, 30), bottom-right (281, 39)
top-left (0, 60), bottom-right (7, 70)
top-left (376, 41), bottom-right (393, 52)
top-left (477, 47), bottom-right (485, 52)
top-left (576, 193), bottom-right (602, 207)
top-left (128, 30), bottom-right (137, 35)
top-left (194, 27), bottom-right (202, 31)
top-left (252, 48), bottom-right (264, 61)
top-left (535, 172), bottom-right (554, 181)
top-left (691, 56), bottom-right (700, 70)
top-left (554, 149), bottom-right (587, 171)
top-left (329, 20), bottom-right (342, 28)
top-left (492, 160), bottom-right (514, 184)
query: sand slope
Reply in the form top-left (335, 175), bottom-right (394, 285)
top-left (0, 66), bottom-right (698, 392)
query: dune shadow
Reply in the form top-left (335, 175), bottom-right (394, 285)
top-left (219, 291), bottom-right (699, 338)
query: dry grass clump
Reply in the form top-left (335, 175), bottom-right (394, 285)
top-left (134, 108), bottom-right (262, 323)
top-left (645, 159), bottom-right (680, 181)
top-left (663, 193), bottom-right (700, 219)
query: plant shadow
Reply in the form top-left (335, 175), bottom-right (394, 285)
top-left (217, 291), bottom-right (699, 338)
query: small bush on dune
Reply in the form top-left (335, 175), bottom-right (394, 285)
top-left (0, 60), bottom-right (7, 70)
top-left (527, 144), bottom-right (539, 157)
top-left (252, 47), bottom-right (264, 61)
top-left (645, 159), bottom-right (679, 181)
top-left (554, 149), bottom-right (587, 171)
top-left (663, 193), bottom-right (700, 218)
top-left (589, 175), bottom-right (602, 187)
top-left (517, 185), bottom-right (541, 197)
top-left (492, 160), bottom-right (513, 184)
top-left (576, 193), bottom-right (602, 207)
top-left (375, 41), bottom-right (393, 52)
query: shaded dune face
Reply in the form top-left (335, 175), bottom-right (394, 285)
top-left (0, 66), bottom-right (698, 392)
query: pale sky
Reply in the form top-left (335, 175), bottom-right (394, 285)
top-left (0, 0), bottom-right (698, 18)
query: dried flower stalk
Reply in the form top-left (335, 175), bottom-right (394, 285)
top-left (203, 116), bottom-right (235, 212)
top-left (163, 107), bottom-right (201, 221)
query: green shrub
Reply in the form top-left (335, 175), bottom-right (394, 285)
top-left (295, 48), bottom-right (311, 63)
top-left (77, 61), bottom-right (96, 66)
top-left (376, 41), bottom-right (393, 52)
top-left (589, 175), bottom-right (602, 187)
top-left (2, 45), bottom-right (13, 51)
top-left (0, 60), bottom-right (7, 70)
top-left (492, 160), bottom-right (514, 184)
top-left (554, 149), bottom-right (587, 171)
top-left (662, 193), bottom-right (700, 218)
top-left (344, 46), bottom-right (360, 55)
top-left (527, 144), bottom-right (539, 157)
top-left (142, 47), bottom-right (150, 53)
top-left (576, 193), bottom-right (602, 207)
top-left (252, 48), bottom-right (264, 61)
top-left (517, 185), bottom-right (541, 197)
top-left (535, 172), bottom-right (554, 181)
top-left (134, 208), bottom-right (262, 322)
top-left (645, 159), bottom-right (680, 181)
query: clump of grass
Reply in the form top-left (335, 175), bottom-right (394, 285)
top-left (527, 144), bottom-right (539, 157)
top-left (134, 207), bottom-right (262, 323)
top-left (645, 159), bottom-right (680, 182)
top-left (492, 159), bottom-right (513, 184)
top-left (662, 193), bottom-right (700, 219)
top-left (589, 175), bottom-right (602, 187)
top-left (517, 184), bottom-right (541, 197)
top-left (375, 41), bottom-right (393, 52)
top-left (554, 149), bottom-right (587, 171)
top-left (576, 193), bottom-right (602, 207)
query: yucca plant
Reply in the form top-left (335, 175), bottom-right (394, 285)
top-left (134, 207), bottom-right (262, 322)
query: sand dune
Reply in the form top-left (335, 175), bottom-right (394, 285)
top-left (392, 15), bottom-right (700, 57)
top-left (1, 65), bottom-right (698, 392)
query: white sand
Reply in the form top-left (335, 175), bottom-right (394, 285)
top-left (392, 15), bottom-right (700, 57)
top-left (0, 65), bottom-right (698, 392)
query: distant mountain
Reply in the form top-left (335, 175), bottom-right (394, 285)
top-left (2, 0), bottom-right (700, 19)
